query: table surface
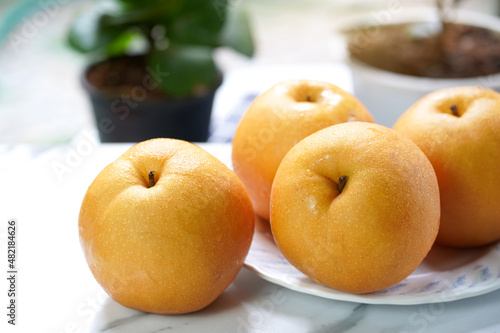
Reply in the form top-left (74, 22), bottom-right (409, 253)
top-left (1, 142), bottom-right (500, 333)
top-left (2, 1), bottom-right (500, 332)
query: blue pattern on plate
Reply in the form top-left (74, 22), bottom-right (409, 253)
top-left (244, 229), bottom-right (500, 304)
top-left (452, 275), bottom-right (467, 289)
top-left (480, 267), bottom-right (492, 283)
top-left (418, 281), bottom-right (441, 293)
top-left (374, 282), bottom-right (408, 294)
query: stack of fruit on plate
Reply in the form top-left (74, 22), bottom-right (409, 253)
top-left (79, 80), bottom-right (500, 314)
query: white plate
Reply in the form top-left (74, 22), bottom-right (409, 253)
top-left (243, 217), bottom-right (500, 305)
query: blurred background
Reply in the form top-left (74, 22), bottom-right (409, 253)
top-left (1, 0), bottom-right (499, 144)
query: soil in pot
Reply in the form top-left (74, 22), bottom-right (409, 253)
top-left (347, 22), bottom-right (500, 78)
top-left (86, 56), bottom-right (167, 99)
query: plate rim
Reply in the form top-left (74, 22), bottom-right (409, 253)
top-left (244, 225), bottom-right (500, 305)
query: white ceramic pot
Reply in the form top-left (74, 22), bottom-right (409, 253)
top-left (340, 8), bottom-right (500, 127)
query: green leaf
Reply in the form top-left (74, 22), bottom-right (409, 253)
top-left (166, 0), bottom-right (226, 46)
top-left (67, 0), bottom-right (125, 53)
top-left (116, 0), bottom-right (178, 10)
top-left (105, 28), bottom-right (146, 57)
top-left (217, 4), bottom-right (254, 57)
top-left (148, 45), bottom-right (218, 98)
top-left (102, 1), bottom-right (177, 26)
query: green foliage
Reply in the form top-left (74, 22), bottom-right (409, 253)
top-left (149, 45), bottom-right (218, 98)
top-left (68, 0), bottom-right (254, 98)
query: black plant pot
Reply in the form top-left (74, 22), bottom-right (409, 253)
top-left (82, 58), bottom-right (221, 143)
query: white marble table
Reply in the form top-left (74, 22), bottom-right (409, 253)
top-left (1, 142), bottom-right (500, 333)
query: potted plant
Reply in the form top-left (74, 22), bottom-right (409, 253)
top-left (68, 0), bottom-right (254, 142)
top-left (338, 1), bottom-right (500, 126)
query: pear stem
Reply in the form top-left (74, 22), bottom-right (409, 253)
top-left (450, 104), bottom-right (459, 117)
top-left (337, 175), bottom-right (347, 193)
top-left (306, 94), bottom-right (311, 102)
top-left (148, 171), bottom-right (156, 188)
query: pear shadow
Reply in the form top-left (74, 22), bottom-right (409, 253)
top-left (89, 267), bottom-right (270, 332)
top-left (254, 215), bottom-right (275, 244)
top-left (89, 298), bottom-right (151, 332)
top-left (416, 241), bottom-right (494, 274)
